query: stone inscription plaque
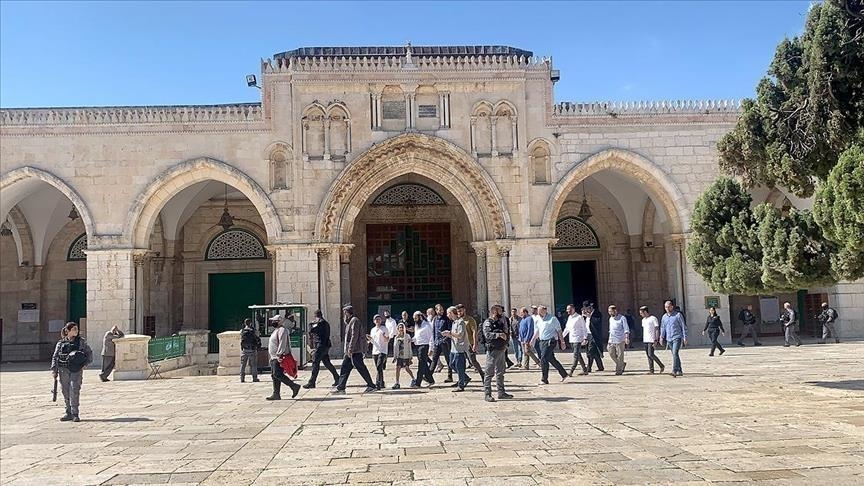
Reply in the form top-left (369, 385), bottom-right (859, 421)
top-left (382, 101), bottom-right (405, 120)
top-left (418, 105), bottom-right (437, 118)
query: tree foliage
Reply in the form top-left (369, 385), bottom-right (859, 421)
top-left (689, 0), bottom-right (864, 293)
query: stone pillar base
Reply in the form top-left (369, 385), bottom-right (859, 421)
top-left (217, 331), bottom-right (242, 376)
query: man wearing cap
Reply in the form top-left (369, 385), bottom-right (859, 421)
top-left (333, 305), bottom-right (377, 394)
top-left (482, 305), bottom-right (513, 402)
top-left (266, 314), bottom-right (301, 400)
top-left (530, 305), bottom-right (568, 384)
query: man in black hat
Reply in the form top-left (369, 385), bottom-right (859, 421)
top-left (584, 301), bottom-right (605, 372)
top-left (303, 309), bottom-right (340, 388)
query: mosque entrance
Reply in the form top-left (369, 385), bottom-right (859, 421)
top-left (553, 260), bottom-right (598, 314)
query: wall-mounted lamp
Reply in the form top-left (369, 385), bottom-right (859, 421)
top-left (246, 74), bottom-right (261, 89)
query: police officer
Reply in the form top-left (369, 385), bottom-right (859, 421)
top-left (51, 322), bottom-right (93, 422)
top-left (737, 304), bottom-right (762, 346)
top-left (481, 305), bottom-right (513, 402)
top-left (817, 302), bottom-right (840, 344)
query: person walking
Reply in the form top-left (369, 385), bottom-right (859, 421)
top-left (51, 323), bottom-right (93, 422)
top-left (99, 325), bottom-right (124, 382)
top-left (333, 305), bottom-right (377, 394)
top-left (660, 301), bottom-right (687, 377)
top-left (737, 304), bottom-right (762, 346)
top-left (369, 314), bottom-right (390, 390)
top-left (239, 319), bottom-right (261, 383)
top-left (431, 304), bottom-right (454, 382)
top-left (383, 310), bottom-right (398, 356)
top-left (563, 304), bottom-right (589, 376)
top-left (391, 323), bottom-right (415, 389)
top-left (585, 302), bottom-right (605, 372)
top-left (530, 305), bottom-right (568, 384)
top-left (509, 308), bottom-right (523, 368)
top-left (456, 304), bottom-right (484, 381)
top-left (412, 311), bottom-right (435, 387)
top-left (303, 310), bottom-right (340, 389)
top-left (817, 302), bottom-right (840, 344)
top-left (518, 308), bottom-right (541, 370)
top-left (482, 305), bottom-right (513, 402)
top-left (442, 306), bottom-right (470, 391)
top-left (607, 305), bottom-right (630, 375)
top-left (781, 302), bottom-right (802, 347)
top-left (702, 307), bottom-right (726, 356)
top-left (266, 315), bottom-right (301, 400)
top-left (639, 306), bottom-right (664, 374)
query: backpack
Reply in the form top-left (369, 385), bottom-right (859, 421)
top-left (830, 308), bottom-right (839, 321)
top-left (58, 338), bottom-right (88, 372)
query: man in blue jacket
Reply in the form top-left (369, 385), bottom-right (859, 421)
top-left (660, 300), bottom-right (687, 377)
top-left (518, 307), bottom-right (541, 370)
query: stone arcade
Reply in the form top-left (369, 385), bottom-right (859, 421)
top-left (2, 45), bottom-right (861, 362)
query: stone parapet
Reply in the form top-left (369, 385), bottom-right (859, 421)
top-left (216, 331), bottom-right (242, 376)
top-left (113, 334), bottom-right (151, 381)
top-left (0, 103), bottom-right (263, 127)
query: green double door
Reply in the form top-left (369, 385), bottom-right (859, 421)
top-left (68, 280), bottom-right (87, 325)
top-left (208, 272), bottom-right (265, 353)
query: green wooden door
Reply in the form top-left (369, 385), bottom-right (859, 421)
top-left (67, 279), bottom-right (87, 325)
top-left (208, 272), bottom-right (265, 353)
top-left (552, 262), bottom-right (573, 314)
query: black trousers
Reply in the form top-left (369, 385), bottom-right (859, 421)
top-left (587, 352), bottom-right (605, 372)
top-left (307, 346), bottom-right (339, 386)
top-left (269, 358), bottom-right (297, 396)
top-left (539, 339), bottom-right (568, 382)
top-left (708, 329), bottom-right (725, 355)
top-left (468, 349), bottom-right (485, 379)
top-left (569, 344), bottom-right (587, 373)
top-left (431, 341), bottom-right (453, 379)
top-left (414, 344), bottom-right (434, 385)
top-left (374, 353), bottom-right (387, 387)
top-left (336, 353), bottom-right (375, 390)
top-left (644, 343), bottom-right (664, 372)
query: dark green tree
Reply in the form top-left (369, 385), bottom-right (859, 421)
top-left (689, 0), bottom-right (864, 293)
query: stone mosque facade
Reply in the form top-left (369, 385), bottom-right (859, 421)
top-left (2, 45), bottom-right (861, 362)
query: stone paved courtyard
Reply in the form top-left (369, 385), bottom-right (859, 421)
top-left (1, 341), bottom-right (863, 486)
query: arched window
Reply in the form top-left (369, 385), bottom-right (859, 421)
top-left (554, 218), bottom-right (600, 249)
top-left (67, 233), bottom-right (87, 261)
top-left (301, 105), bottom-right (326, 159)
top-left (531, 144), bottom-right (551, 184)
top-left (371, 184), bottom-right (446, 206)
top-left (205, 229), bottom-right (267, 260)
top-left (471, 102), bottom-right (493, 156)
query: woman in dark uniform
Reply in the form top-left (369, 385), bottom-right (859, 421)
top-left (702, 306), bottom-right (726, 356)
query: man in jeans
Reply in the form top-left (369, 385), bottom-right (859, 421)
top-left (607, 305), bottom-right (631, 375)
top-left (639, 306), bottom-right (664, 374)
top-left (442, 306), bottom-right (470, 391)
top-left (530, 305), bottom-right (568, 384)
top-left (239, 319), bottom-right (260, 383)
top-left (518, 308), bottom-right (541, 370)
top-left (482, 305), bottom-right (513, 402)
top-left (509, 308), bottom-right (523, 368)
top-left (660, 300), bottom-right (687, 377)
top-left (562, 304), bottom-right (589, 376)
top-left (456, 304), bottom-right (484, 381)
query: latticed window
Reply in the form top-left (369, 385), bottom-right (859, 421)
top-left (205, 229), bottom-right (267, 260)
top-left (554, 218), bottom-right (600, 249)
top-left (371, 184), bottom-right (445, 206)
top-left (67, 234), bottom-right (87, 261)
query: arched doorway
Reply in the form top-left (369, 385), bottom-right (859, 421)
top-left (1, 167), bottom-right (94, 361)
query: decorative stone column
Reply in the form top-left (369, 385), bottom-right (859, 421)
top-left (113, 334), bottom-right (151, 381)
top-left (470, 117), bottom-right (477, 157)
top-left (511, 116), bottom-right (519, 152)
top-left (315, 243), bottom-right (352, 352)
top-left (323, 118), bottom-right (331, 160)
top-left (216, 330), bottom-right (242, 375)
top-left (470, 242), bottom-right (488, 316)
top-left (301, 122), bottom-right (309, 161)
top-left (496, 241), bottom-right (513, 314)
top-left (84, 248), bottom-right (137, 366)
top-left (132, 250), bottom-right (152, 335)
top-left (490, 116), bottom-right (499, 157)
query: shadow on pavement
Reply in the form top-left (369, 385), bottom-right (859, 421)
top-left (82, 417), bottom-right (153, 423)
top-left (510, 396), bottom-right (582, 402)
top-left (805, 379), bottom-right (864, 391)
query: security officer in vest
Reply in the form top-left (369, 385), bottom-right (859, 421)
top-left (51, 322), bottom-right (93, 422)
top-left (481, 304), bottom-right (513, 402)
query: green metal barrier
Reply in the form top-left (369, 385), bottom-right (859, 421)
top-left (148, 335), bottom-right (187, 362)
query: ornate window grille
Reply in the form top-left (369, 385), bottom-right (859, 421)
top-left (205, 229), bottom-right (267, 260)
top-left (554, 218), bottom-right (600, 249)
top-left (67, 234), bottom-right (87, 261)
top-left (371, 183), bottom-right (445, 206)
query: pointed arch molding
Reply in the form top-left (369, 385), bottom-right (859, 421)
top-left (316, 133), bottom-right (511, 242)
top-left (0, 166), bottom-right (96, 239)
top-left (542, 149), bottom-right (688, 234)
top-left (125, 157), bottom-right (284, 248)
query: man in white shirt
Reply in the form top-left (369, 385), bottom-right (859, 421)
top-left (530, 305), bottom-right (568, 385)
top-left (369, 314), bottom-right (390, 390)
top-left (412, 311), bottom-right (435, 387)
top-left (562, 304), bottom-right (589, 376)
top-left (639, 306), bottom-right (664, 374)
top-left (607, 305), bottom-right (630, 376)
top-left (383, 310), bottom-right (398, 356)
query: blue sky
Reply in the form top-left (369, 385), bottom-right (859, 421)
top-left (0, 1), bottom-right (813, 108)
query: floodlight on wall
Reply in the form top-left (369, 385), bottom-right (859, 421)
top-left (577, 182), bottom-right (592, 222)
top-left (218, 183), bottom-right (235, 231)
top-left (246, 74), bottom-right (261, 89)
top-left (68, 207), bottom-right (79, 221)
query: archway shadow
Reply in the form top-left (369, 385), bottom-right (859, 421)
top-left (805, 380), bottom-right (864, 391)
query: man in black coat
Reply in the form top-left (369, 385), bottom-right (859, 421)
top-left (584, 301), bottom-right (605, 372)
top-left (303, 309), bottom-right (340, 389)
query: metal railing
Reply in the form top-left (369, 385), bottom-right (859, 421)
top-left (148, 335), bottom-right (187, 362)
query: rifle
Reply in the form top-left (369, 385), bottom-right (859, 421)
top-left (52, 372), bottom-right (58, 402)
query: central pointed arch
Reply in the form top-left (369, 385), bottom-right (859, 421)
top-left (316, 133), bottom-right (512, 242)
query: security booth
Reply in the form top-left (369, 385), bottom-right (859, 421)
top-left (248, 304), bottom-right (309, 372)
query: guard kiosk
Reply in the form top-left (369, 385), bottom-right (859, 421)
top-left (248, 303), bottom-right (309, 371)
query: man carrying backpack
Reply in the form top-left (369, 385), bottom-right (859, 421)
top-left (817, 302), bottom-right (840, 344)
top-left (240, 318), bottom-right (261, 383)
top-left (737, 304), bottom-right (762, 347)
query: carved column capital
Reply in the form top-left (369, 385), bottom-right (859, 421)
top-left (495, 241), bottom-right (513, 256)
top-left (132, 249), bottom-right (155, 266)
top-left (470, 241), bottom-right (489, 257)
top-left (336, 243), bottom-right (355, 263)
